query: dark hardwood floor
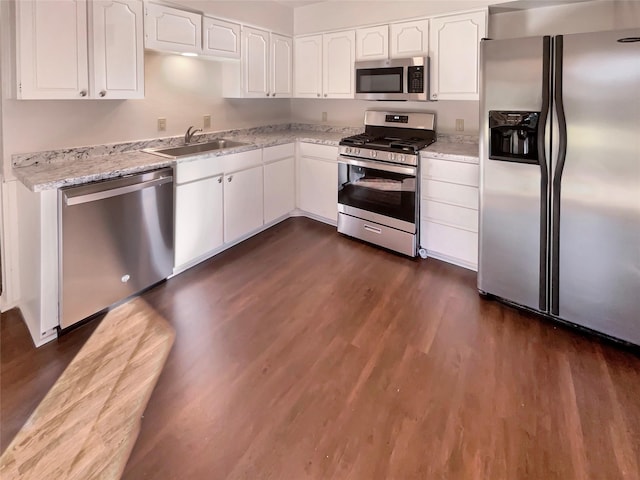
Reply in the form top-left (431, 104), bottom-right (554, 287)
top-left (2, 217), bottom-right (639, 479)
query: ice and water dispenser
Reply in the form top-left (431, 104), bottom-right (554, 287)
top-left (488, 111), bottom-right (540, 164)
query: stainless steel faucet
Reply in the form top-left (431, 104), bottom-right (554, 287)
top-left (184, 126), bottom-right (202, 144)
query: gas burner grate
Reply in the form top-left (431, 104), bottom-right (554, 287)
top-left (340, 134), bottom-right (382, 146)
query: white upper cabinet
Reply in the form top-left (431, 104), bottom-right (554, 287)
top-left (322, 30), bottom-right (356, 99)
top-left (202, 16), bottom-right (240, 58)
top-left (356, 25), bottom-right (388, 61)
top-left (16, 0), bottom-right (89, 99)
top-left (91, 0), bottom-right (144, 99)
top-left (390, 19), bottom-right (429, 58)
top-left (223, 28), bottom-right (291, 98)
top-left (144, 2), bottom-right (201, 53)
top-left (294, 35), bottom-right (322, 98)
top-left (271, 33), bottom-right (292, 98)
top-left (243, 27), bottom-right (270, 97)
top-left (429, 10), bottom-right (487, 101)
top-left (16, 0), bottom-right (143, 100)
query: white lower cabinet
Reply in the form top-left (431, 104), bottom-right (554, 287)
top-left (297, 143), bottom-right (338, 223)
top-left (420, 153), bottom-right (479, 270)
top-left (174, 175), bottom-right (224, 267)
top-left (224, 165), bottom-right (264, 243)
top-left (264, 144), bottom-right (295, 224)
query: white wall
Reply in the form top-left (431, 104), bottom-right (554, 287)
top-left (490, 0), bottom-right (640, 38)
top-left (291, 99), bottom-right (480, 134)
top-left (294, 0), bottom-right (509, 34)
top-left (2, 52), bottom-right (290, 168)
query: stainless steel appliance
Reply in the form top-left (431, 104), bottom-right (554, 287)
top-left (338, 110), bottom-right (436, 256)
top-left (355, 57), bottom-right (429, 101)
top-left (59, 168), bottom-right (174, 329)
top-left (479, 29), bottom-right (640, 346)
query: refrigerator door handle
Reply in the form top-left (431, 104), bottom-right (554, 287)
top-left (537, 36), bottom-right (552, 312)
top-left (551, 35), bottom-right (567, 316)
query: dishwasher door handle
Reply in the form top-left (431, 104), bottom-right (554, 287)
top-left (64, 175), bottom-right (173, 206)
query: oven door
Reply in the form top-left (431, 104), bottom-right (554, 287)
top-left (338, 155), bottom-right (417, 233)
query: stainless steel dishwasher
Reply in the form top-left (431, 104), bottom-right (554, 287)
top-left (59, 168), bottom-right (174, 329)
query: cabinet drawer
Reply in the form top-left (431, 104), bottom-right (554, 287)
top-left (423, 158), bottom-right (479, 187)
top-left (263, 143), bottom-right (295, 163)
top-left (422, 179), bottom-right (478, 210)
top-left (298, 142), bottom-right (338, 160)
top-left (421, 220), bottom-right (478, 267)
top-left (223, 149), bottom-right (263, 173)
top-left (422, 200), bottom-right (478, 232)
top-left (176, 158), bottom-right (225, 184)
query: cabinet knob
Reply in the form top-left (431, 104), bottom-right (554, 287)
top-left (324, 93), bottom-right (328, 98)
top-left (227, 175), bottom-right (233, 182)
top-left (432, 93), bottom-right (438, 99)
top-left (99, 90), bottom-right (106, 97)
top-left (266, 93), bottom-right (270, 97)
top-left (272, 93), bottom-right (276, 97)
top-left (79, 90), bottom-right (87, 97)
top-left (217, 177), bottom-right (222, 183)
top-left (317, 93), bottom-right (320, 98)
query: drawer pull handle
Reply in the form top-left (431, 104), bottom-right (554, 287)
top-left (364, 224), bottom-right (382, 234)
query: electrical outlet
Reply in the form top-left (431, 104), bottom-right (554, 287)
top-left (322, 112), bottom-right (327, 122)
top-left (203, 114), bottom-right (211, 129)
top-left (157, 117), bottom-right (167, 131)
top-left (455, 119), bottom-right (464, 131)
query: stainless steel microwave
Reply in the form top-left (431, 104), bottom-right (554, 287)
top-left (354, 57), bottom-right (429, 101)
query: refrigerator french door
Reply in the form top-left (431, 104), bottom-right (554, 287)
top-left (478, 29), bottom-right (640, 346)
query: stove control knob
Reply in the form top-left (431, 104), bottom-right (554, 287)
top-left (398, 154), bottom-right (405, 163)
top-left (355, 148), bottom-right (360, 155)
top-left (389, 153), bottom-right (395, 161)
top-left (371, 150), bottom-right (377, 158)
top-left (345, 147), bottom-right (351, 154)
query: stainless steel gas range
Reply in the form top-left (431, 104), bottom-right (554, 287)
top-left (337, 111), bottom-right (436, 257)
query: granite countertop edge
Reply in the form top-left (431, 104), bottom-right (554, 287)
top-left (13, 126), bottom-right (479, 192)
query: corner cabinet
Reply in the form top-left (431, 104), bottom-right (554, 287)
top-left (16, 0), bottom-right (144, 100)
top-left (223, 28), bottom-right (292, 98)
top-left (293, 35), bottom-right (323, 98)
top-left (429, 10), bottom-right (487, 101)
top-left (322, 30), bottom-right (356, 99)
top-left (297, 143), bottom-right (338, 223)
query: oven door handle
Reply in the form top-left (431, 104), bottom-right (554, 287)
top-left (337, 155), bottom-right (417, 176)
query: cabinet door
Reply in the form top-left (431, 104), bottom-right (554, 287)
top-left (356, 25), bottom-right (388, 61)
top-left (91, 0), bottom-right (144, 99)
top-left (323, 30), bottom-right (355, 99)
top-left (144, 3), bottom-right (201, 54)
top-left (271, 34), bottom-right (292, 98)
top-left (16, 0), bottom-right (89, 99)
top-left (429, 10), bottom-right (486, 101)
top-left (175, 175), bottom-right (224, 267)
top-left (224, 166), bottom-right (264, 243)
top-left (390, 19), bottom-right (429, 58)
top-left (294, 35), bottom-right (322, 98)
top-left (203, 16), bottom-right (240, 59)
top-left (264, 157), bottom-right (295, 224)
top-left (243, 27), bottom-right (270, 98)
top-left (298, 157), bottom-right (338, 222)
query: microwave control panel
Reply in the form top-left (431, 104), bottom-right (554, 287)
top-left (407, 66), bottom-right (424, 94)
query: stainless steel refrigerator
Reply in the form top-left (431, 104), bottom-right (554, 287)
top-left (478, 29), bottom-right (640, 346)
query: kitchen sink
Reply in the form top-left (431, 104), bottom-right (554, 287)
top-left (143, 139), bottom-right (248, 159)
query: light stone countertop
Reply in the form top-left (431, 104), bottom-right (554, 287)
top-left (13, 125), bottom-right (479, 191)
top-left (421, 142), bottom-right (480, 164)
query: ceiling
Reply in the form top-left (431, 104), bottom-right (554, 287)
top-left (489, 0), bottom-right (597, 14)
top-left (272, 0), bottom-right (328, 7)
